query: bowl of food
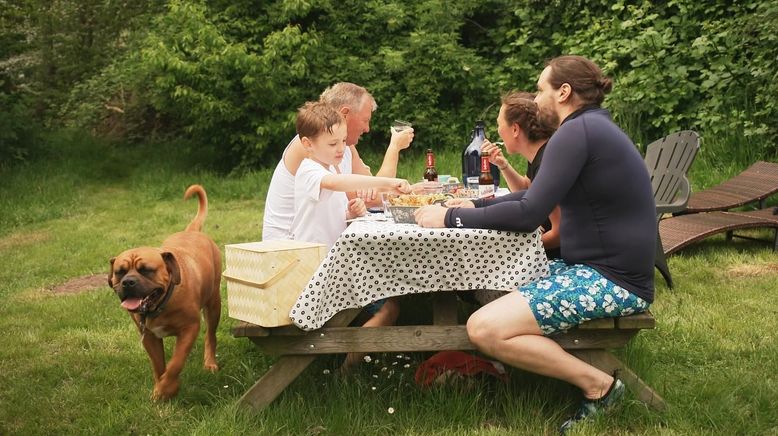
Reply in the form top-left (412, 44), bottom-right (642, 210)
top-left (384, 193), bottom-right (451, 223)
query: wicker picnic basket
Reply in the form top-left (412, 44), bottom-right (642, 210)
top-left (223, 240), bottom-right (327, 327)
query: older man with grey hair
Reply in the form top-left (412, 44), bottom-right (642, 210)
top-left (262, 82), bottom-right (414, 241)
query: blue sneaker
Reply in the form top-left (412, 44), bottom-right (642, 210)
top-left (560, 378), bottom-right (625, 434)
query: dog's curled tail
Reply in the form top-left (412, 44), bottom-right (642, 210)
top-left (184, 184), bottom-right (208, 232)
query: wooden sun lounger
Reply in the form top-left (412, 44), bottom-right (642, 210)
top-left (659, 208), bottom-right (778, 255)
top-left (232, 293), bottom-right (666, 413)
top-left (681, 161), bottom-right (778, 214)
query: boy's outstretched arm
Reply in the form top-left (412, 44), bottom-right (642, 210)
top-left (321, 174), bottom-right (411, 194)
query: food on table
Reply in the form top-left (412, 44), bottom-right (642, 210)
top-left (387, 193), bottom-right (451, 207)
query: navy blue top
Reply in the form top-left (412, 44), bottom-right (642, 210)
top-left (445, 107), bottom-right (656, 302)
top-left (526, 142), bottom-right (551, 233)
top-left (525, 142), bottom-right (562, 259)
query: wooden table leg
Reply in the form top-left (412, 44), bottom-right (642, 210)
top-left (238, 355), bottom-right (317, 411)
top-left (432, 292), bottom-right (459, 326)
top-left (238, 308), bottom-right (361, 413)
top-left (571, 349), bottom-right (667, 411)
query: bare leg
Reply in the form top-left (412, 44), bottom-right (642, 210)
top-left (467, 292), bottom-right (612, 400)
top-left (341, 298), bottom-right (400, 371)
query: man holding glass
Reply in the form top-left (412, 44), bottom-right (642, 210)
top-left (262, 82), bottom-right (415, 241)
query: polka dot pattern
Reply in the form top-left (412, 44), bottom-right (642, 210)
top-left (290, 221), bottom-right (550, 330)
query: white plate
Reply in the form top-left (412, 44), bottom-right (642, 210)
top-left (346, 213), bottom-right (389, 223)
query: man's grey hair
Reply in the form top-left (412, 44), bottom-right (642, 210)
top-left (320, 82), bottom-right (378, 112)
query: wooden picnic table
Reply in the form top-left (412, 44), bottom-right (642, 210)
top-left (233, 219), bottom-right (665, 411)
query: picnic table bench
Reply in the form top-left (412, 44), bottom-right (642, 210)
top-left (232, 292), bottom-right (665, 412)
top-left (230, 221), bottom-right (665, 413)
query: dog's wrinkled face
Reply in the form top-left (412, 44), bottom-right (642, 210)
top-left (108, 248), bottom-right (180, 313)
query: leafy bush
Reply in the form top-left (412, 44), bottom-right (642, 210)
top-left (500, 0), bottom-right (778, 159)
top-left (0, 79), bottom-right (40, 165)
top-left (51, 0), bottom-right (778, 168)
top-left (0, 1), bottom-right (39, 164)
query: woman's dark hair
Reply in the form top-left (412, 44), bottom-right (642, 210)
top-left (545, 55), bottom-right (613, 106)
top-left (501, 91), bottom-right (558, 141)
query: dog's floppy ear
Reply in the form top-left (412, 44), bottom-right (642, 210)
top-left (108, 257), bottom-right (116, 288)
top-left (161, 252), bottom-right (182, 285)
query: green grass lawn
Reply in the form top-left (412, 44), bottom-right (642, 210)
top-left (1, 132), bottom-right (777, 435)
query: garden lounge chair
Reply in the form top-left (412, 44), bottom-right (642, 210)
top-left (659, 207), bottom-right (778, 255)
top-left (681, 161), bottom-right (778, 214)
top-left (658, 161), bottom-right (778, 256)
top-left (644, 130), bottom-right (700, 288)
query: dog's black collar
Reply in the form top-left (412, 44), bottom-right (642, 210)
top-left (143, 280), bottom-right (176, 319)
top-left (138, 280), bottom-right (176, 335)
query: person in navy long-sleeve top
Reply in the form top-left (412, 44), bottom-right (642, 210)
top-left (414, 55), bottom-right (656, 432)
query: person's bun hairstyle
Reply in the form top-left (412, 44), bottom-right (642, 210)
top-left (501, 91), bottom-right (558, 141)
top-left (546, 55), bottom-right (612, 106)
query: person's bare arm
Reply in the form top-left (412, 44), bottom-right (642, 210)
top-left (500, 164), bottom-right (531, 191)
top-left (346, 198), bottom-right (367, 220)
top-left (282, 137), bottom-right (308, 176)
top-left (344, 146), bottom-right (379, 204)
top-left (482, 140), bottom-right (530, 191)
top-left (349, 127), bottom-right (413, 205)
top-left (346, 146), bottom-right (383, 206)
top-left (375, 128), bottom-right (414, 177)
top-left (374, 146), bottom-right (401, 178)
top-left (321, 174), bottom-right (411, 194)
top-left (349, 146), bottom-right (373, 176)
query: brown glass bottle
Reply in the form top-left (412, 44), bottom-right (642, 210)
top-left (423, 149), bottom-right (438, 182)
top-left (478, 156), bottom-right (495, 198)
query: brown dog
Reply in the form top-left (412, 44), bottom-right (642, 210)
top-left (108, 184), bottom-right (221, 400)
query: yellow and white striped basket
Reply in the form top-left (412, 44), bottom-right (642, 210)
top-left (223, 240), bottom-right (327, 327)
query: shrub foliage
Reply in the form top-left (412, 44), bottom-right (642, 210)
top-left (4, 0), bottom-right (778, 168)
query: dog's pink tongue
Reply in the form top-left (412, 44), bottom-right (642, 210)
top-left (121, 298), bottom-right (143, 311)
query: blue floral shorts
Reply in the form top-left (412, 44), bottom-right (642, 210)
top-left (365, 299), bottom-right (386, 315)
top-left (519, 259), bottom-right (649, 335)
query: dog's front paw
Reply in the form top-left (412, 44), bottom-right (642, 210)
top-left (150, 389), bottom-right (164, 402)
top-left (152, 377), bottom-right (180, 401)
top-left (204, 354), bottom-right (219, 372)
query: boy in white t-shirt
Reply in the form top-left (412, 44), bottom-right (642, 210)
top-left (292, 101), bottom-right (411, 370)
top-left (291, 101), bottom-right (411, 248)
top-left (263, 82), bottom-right (415, 242)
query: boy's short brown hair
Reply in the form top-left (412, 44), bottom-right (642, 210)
top-left (296, 101), bottom-right (343, 140)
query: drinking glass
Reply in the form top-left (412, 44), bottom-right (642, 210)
top-left (391, 119), bottom-right (412, 134)
top-left (381, 193), bottom-right (394, 221)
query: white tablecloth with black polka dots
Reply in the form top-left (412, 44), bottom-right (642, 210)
top-left (290, 220), bottom-right (550, 331)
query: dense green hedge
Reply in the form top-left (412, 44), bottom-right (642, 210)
top-left (4, 0), bottom-right (777, 168)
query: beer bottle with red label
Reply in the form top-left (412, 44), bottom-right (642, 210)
top-left (478, 156), bottom-right (495, 198)
top-left (423, 149), bottom-right (438, 182)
